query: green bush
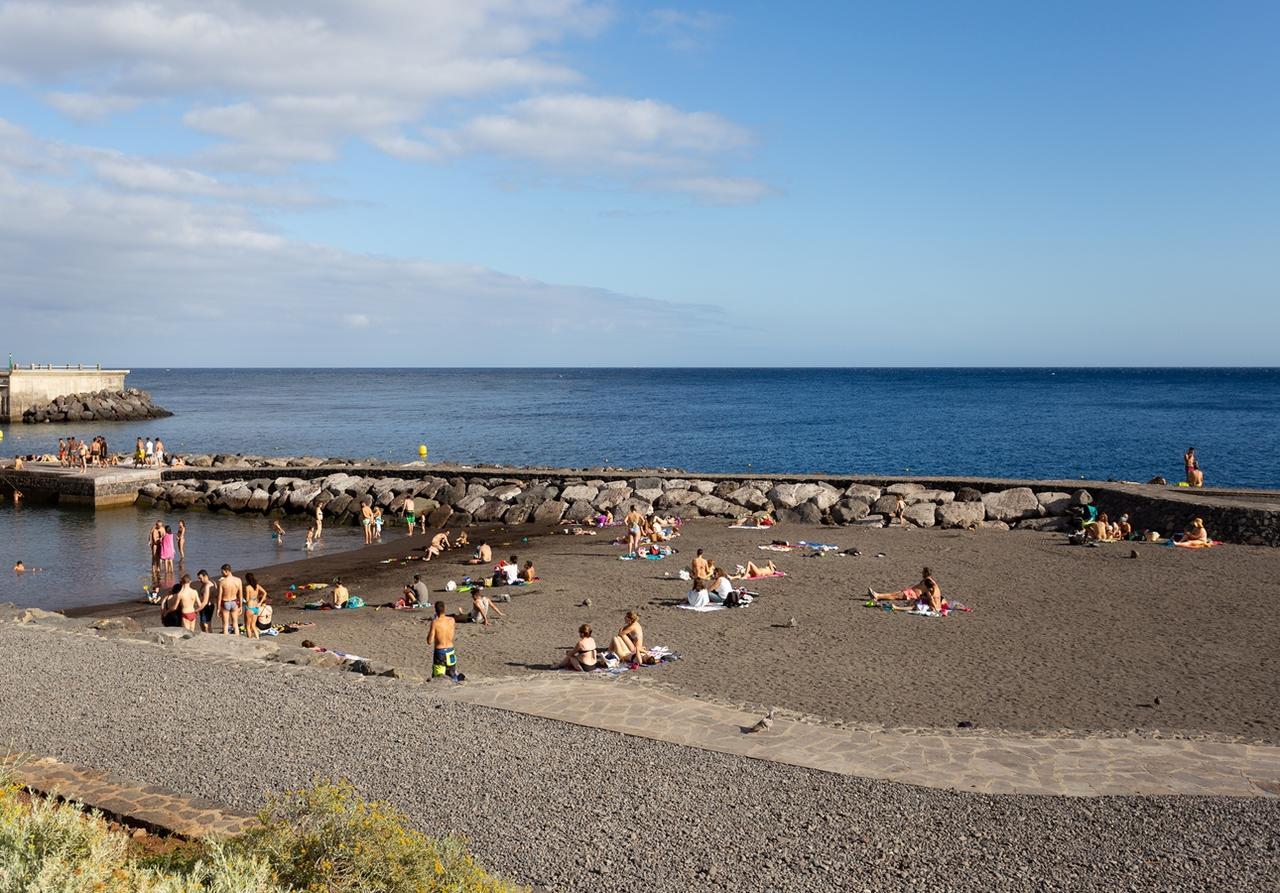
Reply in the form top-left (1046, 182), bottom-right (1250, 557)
top-left (241, 779), bottom-right (522, 893)
top-left (0, 777), bottom-right (521, 893)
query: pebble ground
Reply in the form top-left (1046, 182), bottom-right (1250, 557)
top-left (2, 624), bottom-right (1277, 892)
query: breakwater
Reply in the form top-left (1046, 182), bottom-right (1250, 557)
top-left (20, 388), bottom-right (170, 424)
top-left (121, 456), bottom-right (1280, 546)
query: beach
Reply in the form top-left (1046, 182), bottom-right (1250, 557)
top-left (84, 517), bottom-right (1280, 744)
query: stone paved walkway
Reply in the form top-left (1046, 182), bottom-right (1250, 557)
top-left (3, 754), bottom-right (256, 838)
top-left (433, 674), bottom-right (1280, 798)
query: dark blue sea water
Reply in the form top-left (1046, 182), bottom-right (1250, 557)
top-left (3, 368), bottom-right (1277, 610)
top-left (3, 368), bottom-right (1278, 487)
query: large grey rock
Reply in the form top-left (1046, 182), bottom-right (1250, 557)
top-left (561, 484), bottom-right (599, 503)
top-left (593, 487), bottom-right (633, 510)
top-left (808, 487), bottom-right (842, 512)
top-left (489, 484), bottom-right (522, 502)
top-left (979, 520), bottom-right (1011, 531)
top-left (694, 495), bottom-right (734, 516)
top-left (657, 489), bottom-right (699, 508)
top-left (531, 500), bottom-right (568, 524)
top-left (1072, 489), bottom-right (1093, 506)
top-left (766, 483), bottom-right (826, 510)
top-left (221, 485), bottom-right (253, 511)
top-left (661, 479), bottom-right (690, 491)
top-left (903, 503), bottom-right (936, 527)
top-left (885, 482), bottom-right (925, 496)
top-left (631, 477), bottom-right (665, 491)
top-left (464, 483), bottom-right (491, 499)
top-left (502, 504), bottom-right (533, 525)
top-left (982, 487), bottom-right (1042, 522)
top-left (937, 501), bottom-right (985, 529)
top-left (168, 487), bottom-right (199, 509)
top-left (1015, 517), bottom-right (1068, 532)
top-left (602, 480), bottom-right (630, 490)
top-left (634, 488), bottom-right (664, 503)
top-left (687, 480), bottom-right (714, 495)
top-left (796, 502), bottom-right (825, 524)
top-left (871, 494), bottom-right (902, 516)
top-left (725, 487), bottom-right (769, 510)
top-left (1035, 491), bottom-right (1072, 515)
top-left (564, 500), bottom-right (597, 522)
top-left (906, 489), bottom-right (954, 505)
top-left (830, 498), bottom-right (870, 524)
top-left (615, 497), bottom-right (655, 517)
top-left (456, 494), bottom-right (487, 515)
top-left (955, 486), bottom-right (983, 503)
top-left (472, 500), bottom-right (509, 522)
top-left (246, 488), bottom-right (270, 511)
top-left (426, 504), bottom-right (454, 529)
top-left (844, 483), bottom-right (881, 502)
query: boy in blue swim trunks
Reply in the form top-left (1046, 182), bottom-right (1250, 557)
top-left (427, 600), bottom-right (460, 680)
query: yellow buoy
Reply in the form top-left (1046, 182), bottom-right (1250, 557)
top-left (418, 444), bottom-right (427, 458)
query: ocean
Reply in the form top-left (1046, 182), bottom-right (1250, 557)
top-left (2, 367), bottom-right (1277, 609)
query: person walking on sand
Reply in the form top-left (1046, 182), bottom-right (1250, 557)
top-left (427, 601), bottom-right (460, 680)
top-left (217, 564), bottom-right (244, 636)
top-left (176, 519), bottom-right (187, 562)
top-left (623, 507), bottom-right (645, 557)
top-left (1184, 447), bottom-right (1204, 487)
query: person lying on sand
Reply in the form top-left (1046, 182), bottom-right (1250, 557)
top-left (868, 567), bottom-right (942, 612)
top-left (737, 514), bottom-right (775, 528)
top-left (555, 624), bottom-right (599, 671)
top-left (610, 611), bottom-right (654, 666)
top-left (735, 560), bottom-right (779, 580)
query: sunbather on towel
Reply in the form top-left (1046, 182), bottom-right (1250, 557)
top-left (686, 578), bottom-right (713, 608)
top-left (1178, 517), bottom-right (1210, 544)
top-left (610, 611), bottom-right (655, 666)
top-left (868, 567), bottom-right (942, 611)
top-left (736, 559), bottom-right (779, 580)
top-left (555, 624), bottom-right (600, 671)
top-left (1085, 513), bottom-right (1120, 542)
top-left (711, 568), bottom-right (736, 603)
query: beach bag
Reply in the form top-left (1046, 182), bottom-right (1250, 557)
top-left (724, 591), bottom-right (742, 608)
top-left (346, 596), bottom-right (364, 609)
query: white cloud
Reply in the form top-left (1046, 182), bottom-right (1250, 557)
top-left (644, 8), bottom-right (730, 51)
top-left (0, 121), bottom-right (726, 363)
top-left (650, 175), bottom-right (777, 206)
top-left (0, 0), bottom-right (772, 201)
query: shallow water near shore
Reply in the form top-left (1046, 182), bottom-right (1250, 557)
top-left (0, 502), bottom-right (364, 610)
top-left (2, 367), bottom-right (1278, 487)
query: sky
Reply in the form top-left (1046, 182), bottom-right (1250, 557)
top-left (0, 0), bottom-right (1277, 366)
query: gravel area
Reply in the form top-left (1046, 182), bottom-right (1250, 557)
top-left (3, 623), bottom-right (1278, 892)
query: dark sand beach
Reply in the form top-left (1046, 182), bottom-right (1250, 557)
top-left (93, 517), bottom-right (1280, 744)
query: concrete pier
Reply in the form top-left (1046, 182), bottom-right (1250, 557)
top-left (0, 463), bottom-right (160, 507)
top-left (0, 365), bottom-right (129, 422)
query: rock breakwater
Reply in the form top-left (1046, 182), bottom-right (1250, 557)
top-left (138, 462), bottom-right (1084, 532)
top-left (21, 388), bottom-right (171, 424)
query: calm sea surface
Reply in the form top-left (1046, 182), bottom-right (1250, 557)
top-left (2, 368), bottom-right (1277, 609)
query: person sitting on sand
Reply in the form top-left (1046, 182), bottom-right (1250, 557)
top-left (1180, 517), bottom-right (1210, 544)
top-left (423, 531), bottom-right (450, 561)
top-left (454, 531), bottom-right (470, 547)
top-left (555, 624), bottom-right (599, 671)
top-left (868, 567), bottom-right (942, 611)
top-left (686, 578), bottom-right (712, 608)
top-left (520, 560), bottom-right (537, 582)
top-left (467, 541), bottom-right (492, 565)
top-left (711, 567), bottom-right (736, 604)
top-left (595, 510), bottom-right (614, 528)
top-left (1085, 513), bottom-right (1119, 542)
top-left (461, 590), bottom-right (505, 626)
top-left (1117, 514), bottom-right (1133, 540)
top-left (493, 555), bottom-right (520, 586)
top-left (735, 560), bottom-right (778, 580)
top-left (610, 611), bottom-right (653, 667)
top-left (332, 578), bottom-right (349, 609)
top-left (255, 602), bottom-right (274, 635)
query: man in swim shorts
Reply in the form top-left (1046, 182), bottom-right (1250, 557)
top-left (403, 496), bottom-right (416, 536)
top-left (196, 569), bottom-right (216, 632)
top-left (427, 600), bottom-right (459, 680)
top-left (217, 564), bottom-right (244, 636)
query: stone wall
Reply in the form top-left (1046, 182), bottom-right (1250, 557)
top-left (2, 368), bottom-right (128, 422)
top-left (21, 388), bottom-right (171, 424)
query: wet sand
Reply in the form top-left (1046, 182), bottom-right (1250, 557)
top-left (93, 519), bottom-right (1280, 743)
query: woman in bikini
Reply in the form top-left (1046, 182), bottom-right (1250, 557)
top-left (1184, 447), bottom-right (1203, 487)
top-left (555, 624), bottom-right (599, 671)
top-left (610, 611), bottom-right (653, 667)
top-left (243, 572), bottom-right (267, 640)
top-left (736, 559), bottom-right (778, 579)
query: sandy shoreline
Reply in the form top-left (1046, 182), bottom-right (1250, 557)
top-left (76, 515), bottom-right (1280, 745)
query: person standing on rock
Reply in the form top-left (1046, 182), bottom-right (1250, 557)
top-left (144, 438), bottom-right (154, 466)
top-left (403, 496), bottom-right (416, 536)
top-left (218, 564), bottom-right (244, 636)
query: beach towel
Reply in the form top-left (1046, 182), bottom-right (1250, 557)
top-left (742, 571), bottom-right (787, 579)
top-left (757, 544), bottom-right (797, 553)
top-left (797, 541), bottom-right (839, 551)
top-left (1171, 539), bottom-right (1221, 549)
top-left (676, 603), bottom-right (726, 612)
top-left (728, 522), bottom-right (776, 530)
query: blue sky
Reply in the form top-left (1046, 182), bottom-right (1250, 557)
top-left (0, 1), bottom-right (1276, 365)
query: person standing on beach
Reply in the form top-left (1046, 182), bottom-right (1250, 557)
top-left (135, 437), bottom-right (145, 466)
top-left (403, 495), bottom-right (416, 536)
top-left (427, 601), bottom-right (459, 680)
top-left (144, 438), bottom-right (154, 466)
top-left (175, 574), bottom-right (200, 632)
top-left (314, 503), bottom-right (324, 540)
top-left (1184, 447), bottom-right (1204, 487)
top-left (218, 564), bottom-right (244, 636)
top-left (196, 569), bottom-right (216, 632)
top-left (360, 500), bottom-right (374, 544)
top-left (623, 507), bottom-right (645, 557)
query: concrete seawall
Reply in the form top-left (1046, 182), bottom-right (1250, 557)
top-left (0, 366), bottom-right (128, 422)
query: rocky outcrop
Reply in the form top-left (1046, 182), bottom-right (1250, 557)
top-left (21, 388), bottom-right (171, 424)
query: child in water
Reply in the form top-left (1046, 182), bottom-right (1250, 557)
top-left (271, 519), bottom-right (285, 544)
